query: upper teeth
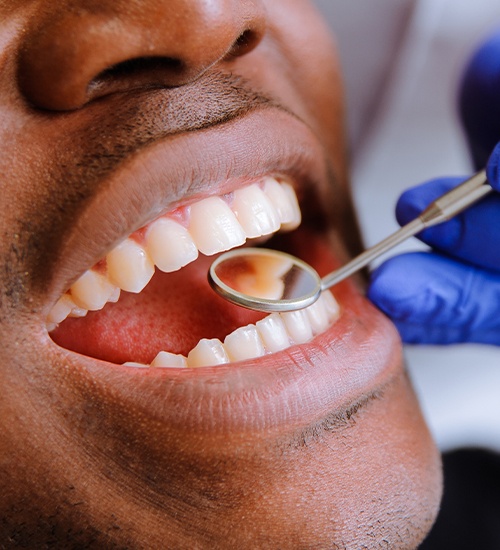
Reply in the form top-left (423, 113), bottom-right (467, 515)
top-left (48, 176), bottom-right (300, 323)
top-left (47, 176), bottom-right (341, 367)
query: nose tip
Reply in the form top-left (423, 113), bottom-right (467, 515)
top-left (18, 1), bottom-right (266, 111)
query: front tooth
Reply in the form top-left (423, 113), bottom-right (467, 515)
top-left (187, 338), bottom-right (230, 367)
top-left (145, 217), bottom-right (198, 273)
top-left (231, 183), bottom-right (280, 238)
top-left (106, 238), bottom-right (155, 293)
top-left (263, 178), bottom-right (301, 230)
top-left (188, 197), bottom-right (246, 255)
top-left (47, 294), bottom-right (76, 325)
top-left (70, 269), bottom-right (118, 311)
top-left (281, 309), bottom-right (313, 344)
top-left (256, 314), bottom-right (290, 353)
top-left (224, 325), bottom-right (266, 362)
top-left (151, 351), bottom-right (188, 368)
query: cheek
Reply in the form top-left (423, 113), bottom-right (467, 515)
top-left (265, 0), bottom-right (346, 154)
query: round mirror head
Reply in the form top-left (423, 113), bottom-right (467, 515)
top-left (208, 248), bottom-right (322, 312)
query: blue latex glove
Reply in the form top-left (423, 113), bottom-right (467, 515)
top-left (368, 29), bottom-right (500, 345)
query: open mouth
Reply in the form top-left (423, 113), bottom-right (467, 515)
top-left (38, 105), bottom-right (401, 434)
top-left (48, 176), bottom-right (341, 368)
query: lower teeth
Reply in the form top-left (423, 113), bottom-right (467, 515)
top-left (124, 291), bottom-right (340, 369)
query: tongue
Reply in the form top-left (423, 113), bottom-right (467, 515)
top-left (51, 255), bottom-right (265, 364)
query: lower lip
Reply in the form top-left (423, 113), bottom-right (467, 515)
top-left (48, 275), bottom-right (402, 434)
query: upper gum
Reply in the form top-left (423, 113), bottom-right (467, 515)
top-left (103, 175), bottom-right (298, 256)
top-left (139, 176), bottom-right (290, 235)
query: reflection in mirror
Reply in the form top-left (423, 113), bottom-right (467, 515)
top-left (209, 248), bottom-right (321, 312)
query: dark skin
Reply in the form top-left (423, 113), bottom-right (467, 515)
top-left (0, 1), bottom-right (442, 547)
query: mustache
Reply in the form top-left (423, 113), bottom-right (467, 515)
top-left (74, 71), bottom-right (279, 178)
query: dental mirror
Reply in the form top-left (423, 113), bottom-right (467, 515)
top-left (209, 170), bottom-right (492, 313)
top-left (209, 248), bottom-right (322, 313)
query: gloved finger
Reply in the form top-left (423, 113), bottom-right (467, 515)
top-left (487, 141), bottom-right (500, 190)
top-left (368, 252), bottom-right (500, 345)
top-left (396, 176), bottom-right (500, 272)
top-left (460, 28), bottom-right (500, 170)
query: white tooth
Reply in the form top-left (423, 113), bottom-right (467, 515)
top-left (280, 183), bottom-right (302, 230)
top-left (187, 338), bottom-right (230, 367)
top-left (108, 287), bottom-right (121, 303)
top-left (69, 306), bottom-right (88, 318)
top-left (47, 323), bottom-right (57, 332)
top-left (232, 270), bottom-right (285, 301)
top-left (123, 362), bottom-right (149, 368)
top-left (151, 351), bottom-right (188, 368)
top-left (188, 197), bottom-right (245, 255)
top-left (70, 269), bottom-right (118, 311)
top-left (231, 184), bottom-right (280, 238)
top-left (263, 178), bottom-right (301, 230)
top-left (321, 291), bottom-right (340, 322)
top-left (224, 325), bottom-right (265, 362)
top-left (305, 299), bottom-right (329, 334)
top-left (281, 309), bottom-right (313, 344)
top-left (106, 238), bottom-right (155, 293)
top-left (229, 254), bottom-right (291, 300)
top-left (145, 217), bottom-right (198, 273)
top-left (47, 294), bottom-right (76, 324)
top-left (256, 313), bottom-right (290, 353)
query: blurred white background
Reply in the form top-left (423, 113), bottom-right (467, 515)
top-left (314, 0), bottom-right (500, 452)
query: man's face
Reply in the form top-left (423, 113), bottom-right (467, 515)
top-left (0, 0), bottom-right (441, 546)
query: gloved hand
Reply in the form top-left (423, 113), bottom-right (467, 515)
top-left (368, 29), bottom-right (500, 345)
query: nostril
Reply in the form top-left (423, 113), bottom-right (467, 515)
top-left (226, 29), bottom-right (262, 59)
top-left (88, 56), bottom-right (185, 97)
top-left (95, 57), bottom-right (184, 81)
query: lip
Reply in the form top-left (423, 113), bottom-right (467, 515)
top-left (44, 277), bottom-right (402, 434)
top-left (39, 103), bottom-right (403, 435)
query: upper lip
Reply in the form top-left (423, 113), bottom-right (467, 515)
top-left (44, 103), bottom-right (332, 310)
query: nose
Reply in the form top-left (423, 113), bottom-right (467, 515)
top-left (18, 0), bottom-right (266, 111)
